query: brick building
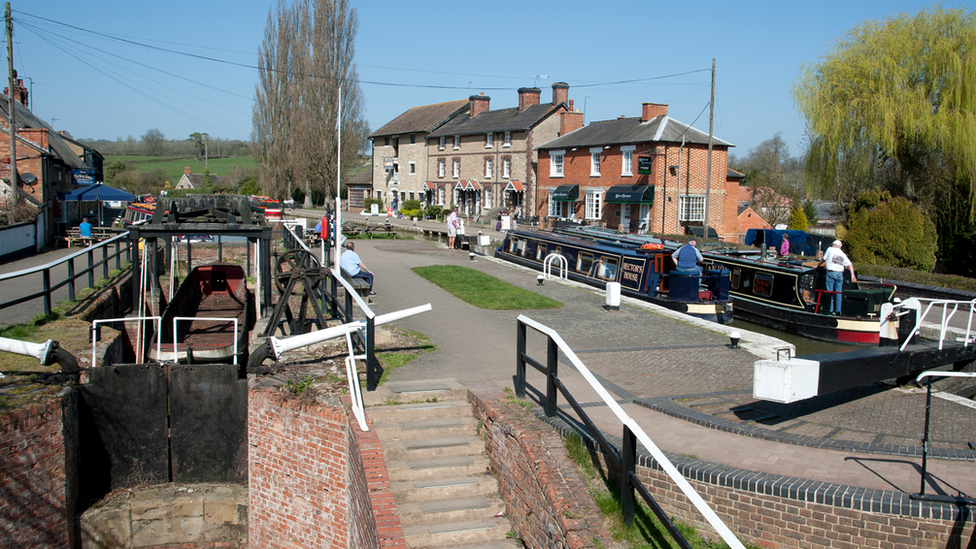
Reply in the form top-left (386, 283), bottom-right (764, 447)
top-left (426, 83), bottom-right (580, 219)
top-left (369, 99), bottom-right (469, 210)
top-left (536, 102), bottom-right (741, 241)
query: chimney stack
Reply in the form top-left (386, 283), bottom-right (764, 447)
top-left (469, 93), bottom-right (490, 118)
top-left (184, 166), bottom-right (192, 176)
top-left (559, 111), bottom-right (584, 136)
top-left (3, 71), bottom-right (28, 107)
top-left (642, 103), bottom-right (668, 122)
top-left (517, 87), bottom-right (541, 111)
top-left (552, 82), bottom-right (569, 106)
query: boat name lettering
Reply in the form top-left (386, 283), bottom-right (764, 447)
top-left (622, 262), bottom-right (643, 282)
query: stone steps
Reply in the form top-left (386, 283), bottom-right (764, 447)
top-left (366, 379), bottom-right (518, 549)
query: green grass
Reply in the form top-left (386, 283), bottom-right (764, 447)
top-left (105, 155), bottom-right (256, 185)
top-left (412, 265), bottom-right (563, 310)
top-left (376, 328), bottom-right (437, 385)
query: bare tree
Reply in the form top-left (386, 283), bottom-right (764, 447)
top-left (253, 0), bottom-right (369, 206)
top-left (142, 128), bottom-right (165, 156)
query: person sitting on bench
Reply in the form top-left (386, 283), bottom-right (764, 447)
top-left (339, 241), bottom-right (375, 296)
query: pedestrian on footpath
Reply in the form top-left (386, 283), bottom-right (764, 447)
top-left (818, 239), bottom-right (856, 316)
top-left (446, 208), bottom-right (460, 250)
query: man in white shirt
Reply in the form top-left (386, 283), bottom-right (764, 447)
top-left (339, 241), bottom-right (375, 296)
top-left (818, 240), bottom-right (856, 315)
top-left (446, 208), bottom-right (459, 250)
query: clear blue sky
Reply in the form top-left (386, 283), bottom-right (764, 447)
top-left (12, 1), bottom-right (973, 159)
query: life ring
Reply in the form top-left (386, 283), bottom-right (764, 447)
top-left (640, 242), bottom-right (663, 250)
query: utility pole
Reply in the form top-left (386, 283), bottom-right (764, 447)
top-left (5, 2), bottom-right (17, 206)
top-left (703, 58), bottom-right (715, 243)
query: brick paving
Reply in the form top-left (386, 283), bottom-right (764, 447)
top-left (349, 234), bottom-right (976, 500)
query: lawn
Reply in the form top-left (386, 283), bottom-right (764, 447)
top-left (105, 155), bottom-right (256, 185)
top-left (412, 265), bottom-right (562, 310)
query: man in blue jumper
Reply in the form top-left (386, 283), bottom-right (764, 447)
top-left (672, 238), bottom-right (703, 276)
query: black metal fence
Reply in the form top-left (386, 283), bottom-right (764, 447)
top-left (0, 232), bottom-right (131, 317)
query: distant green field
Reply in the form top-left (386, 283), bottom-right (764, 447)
top-left (105, 155), bottom-right (256, 185)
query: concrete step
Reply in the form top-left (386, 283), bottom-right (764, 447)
top-left (382, 437), bottom-right (486, 460)
top-left (374, 416), bottom-right (479, 441)
top-left (391, 475), bottom-right (499, 504)
top-left (362, 379), bottom-right (468, 407)
top-left (398, 497), bottom-right (505, 525)
top-left (402, 517), bottom-right (513, 548)
top-left (366, 400), bottom-right (473, 423)
top-left (386, 454), bottom-right (491, 482)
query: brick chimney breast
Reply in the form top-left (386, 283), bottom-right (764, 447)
top-left (469, 93), bottom-right (490, 117)
top-left (184, 166), bottom-right (192, 176)
top-left (552, 82), bottom-right (569, 106)
top-left (518, 87), bottom-right (541, 111)
top-left (642, 103), bottom-right (668, 122)
top-left (560, 111), bottom-right (584, 136)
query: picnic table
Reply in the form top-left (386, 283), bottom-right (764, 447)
top-left (341, 222), bottom-right (397, 239)
top-left (57, 227), bottom-right (121, 248)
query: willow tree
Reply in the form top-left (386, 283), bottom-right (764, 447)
top-left (252, 0), bottom-right (369, 206)
top-left (793, 7), bottom-right (976, 218)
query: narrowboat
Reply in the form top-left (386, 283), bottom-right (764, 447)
top-left (552, 225), bottom-right (898, 345)
top-left (495, 228), bottom-right (734, 324)
top-left (122, 202), bottom-right (155, 226)
top-left (150, 263), bottom-right (253, 364)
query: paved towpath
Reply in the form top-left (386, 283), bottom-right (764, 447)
top-left (352, 237), bottom-right (976, 501)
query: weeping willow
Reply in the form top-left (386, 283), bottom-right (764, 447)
top-left (793, 7), bottom-right (976, 220)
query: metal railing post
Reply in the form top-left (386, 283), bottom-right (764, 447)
top-left (102, 245), bottom-right (109, 280)
top-left (67, 259), bottom-right (76, 303)
top-left (367, 317), bottom-right (377, 391)
top-left (546, 334), bottom-right (558, 417)
top-left (87, 248), bottom-right (95, 289)
top-left (622, 424), bottom-right (637, 525)
top-left (42, 269), bottom-right (52, 316)
top-left (516, 320), bottom-right (526, 398)
top-left (918, 376), bottom-right (933, 496)
top-left (344, 289), bottom-right (354, 324)
top-left (114, 240), bottom-right (121, 271)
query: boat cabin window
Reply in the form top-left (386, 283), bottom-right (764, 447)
top-left (509, 237), bottom-right (519, 253)
top-left (577, 252), bottom-right (594, 274)
top-left (537, 244), bottom-right (547, 261)
top-left (596, 257), bottom-right (618, 280)
top-left (730, 268), bottom-right (741, 290)
top-left (753, 273), bottom-right (773, 297)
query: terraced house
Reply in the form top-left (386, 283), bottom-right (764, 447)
top-left (536, 102), bottom-right (741, 241)
top-left (425, 82), bottom-right (582, 220)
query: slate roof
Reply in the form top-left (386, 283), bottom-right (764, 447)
top-left (536, 114), bottom-right (733, 150)
top-left (428, 102), bottom-right (565, 138)
top-left (369, 99), bottom-right (470, 138)
top-left (0, 98), bottom-right (85, 169)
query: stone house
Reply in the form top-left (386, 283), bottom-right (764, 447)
top-left (426, 83), bottom-right (580, 219)
top-left (368, 99), bottom-right (470, 210)
top-left (175, 166), bottom-right (231, 190)
top-left (536, 102), bottom-right (741, 242)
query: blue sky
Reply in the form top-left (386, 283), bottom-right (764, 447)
top-left (13, 1), bottom-right (972, 159)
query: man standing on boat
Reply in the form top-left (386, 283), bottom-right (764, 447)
top-left (672, 238), bottom-right (703, 276)
top-left (340, 241), bottom-right (376, 296)
top-left (819, 240), bottom-right (856, 316)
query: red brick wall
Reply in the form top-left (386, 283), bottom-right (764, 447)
top-left (248, 388), bottom-right (379, 549)
top-left (467, 384), bottom-right (615, 549)
top-left (0, 390), bottom-right (77, 549)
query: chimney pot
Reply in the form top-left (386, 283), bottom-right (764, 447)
top-left (184, 166), bottom-right (192, 176)
top-left (469, 94), bottom-right (490, 117)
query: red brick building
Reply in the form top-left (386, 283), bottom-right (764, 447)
top-left (536, 102), bottom-right (741, 241)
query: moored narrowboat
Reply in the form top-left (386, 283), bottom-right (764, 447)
top-left (495, 228), bottom-right (733, 324)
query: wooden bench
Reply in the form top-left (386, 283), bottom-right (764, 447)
top-left (58, 229), bottom-right (94, 248)
top-left (340, 268), bottom-right (370, 297)
top-left (363, 222), bottom-right (396, 239)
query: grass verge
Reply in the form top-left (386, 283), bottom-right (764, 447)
top-left (376, 328), bottom-right (437, 385)
top-left (412, 265), bottom-right (563, 310)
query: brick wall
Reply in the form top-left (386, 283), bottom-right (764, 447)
top-left (248, 388), bottom-right (379, 549)
top-left (467, 384), bottom-right (616, 549)
top-left (0, 389), bottom-right (77, 549)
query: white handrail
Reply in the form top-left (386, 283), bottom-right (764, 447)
top-left (91, 316), bottom-right (161, 366)
top-left (517, 314), bottom-right (745, 549)
top-left (344, 328), bottom-right (368, 431)
top-left (916, 370), bottom-right (976, 383)
top-left (173, 316), bottom-right (239, 364)
top-left (543, 253), bottom-right (568, 280)
top-left (896, 298), bottom-right (976, 351)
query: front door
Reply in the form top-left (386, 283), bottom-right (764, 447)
top-left (639, 204), bottom-right (651, 233)
top-left (620, 205), bottom-right (631, 232)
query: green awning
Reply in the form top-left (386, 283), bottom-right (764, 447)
top-left (551, 184), bottom-right (579, 202)
top-left (604, 185), bottom-right (654, 204)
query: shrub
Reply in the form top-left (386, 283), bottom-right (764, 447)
top-left (401, 199), bottom-right (421, 212)
top-left (844, 190), bottom-right (938, 272)
top-left (364, 197), bottom-right (383, 211)
top-left (423, 205), bottom-right (442, 219)
top-left (787, 204), bottom-right (808, 230)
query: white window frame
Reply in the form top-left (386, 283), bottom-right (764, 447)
top-left (453, 135), bottom-right (461, 149)
top-left (438, 186), bottom-right (445, 205)
top-left (439, 137), bottom-right (445, 150)
top-left (486, 133), bottom-right (493, 148)
top-left (590, 147), bottom-right (602, 176)
top-left (550, 150), bottom-right (565, 177)
top-left (438, 159), bottom-right (445, 178)
top-left (409, 161), bottom-right (416, 174)
top-left (485, 158), bottom-right (493, 178)
top-left (548, 192), bottom-right (567, 218)
top-left (585, 190), bottom-right (603, 220)
top-left (485, 188), bottom-right (493, 209)
top-left (502, 157), bottom-right (511, 179)
top-left (452, 158), bottom-right (460, 178)
top-left (503, 131), bottom-right (511, 147)
top-left (679, 195), bottom-right (706, 222)
top-left (621, 145), bottom-right (635, 176)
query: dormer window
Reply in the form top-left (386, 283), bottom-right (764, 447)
top-left (485, 133), bottom-right (493, 148)
top-left (439, 137), bottom-right (445, 150)
top-left (453, 135), bottom-right (461, 149)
